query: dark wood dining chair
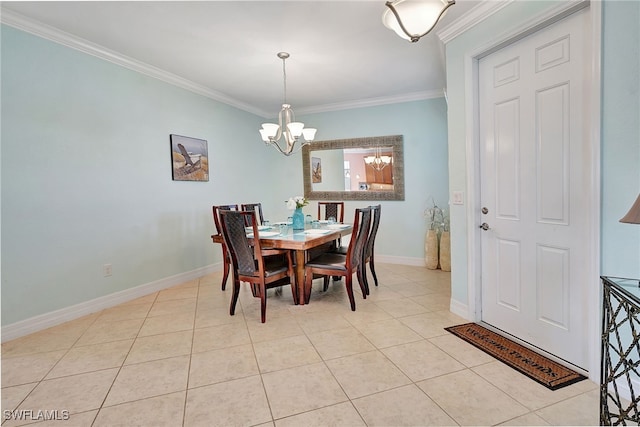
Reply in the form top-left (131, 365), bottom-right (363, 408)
top-left (318, 201), bottom-right (345, 249)
top-left (241, 203), bottom-right (264, 226)
top-left (361, 204), bottom-right (381, 295)
top-left (303, 207), bottom-right (372, 311)
top-left (317, 202), bottom-right (345, 223)
top-left (211, 204), bottom-right (239, 290)
top-left (219, 210), bottom-right (296, 323)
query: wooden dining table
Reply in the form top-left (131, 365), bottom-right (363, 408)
top-left (212, 223), bottom-right (353, 305)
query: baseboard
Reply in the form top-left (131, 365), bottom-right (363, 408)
top-left (449, 298), bottom-right (470, 320)
top-left (1, 263), bottom-right (221, 342)
top-left (376, 254), bottom-right (426, 266)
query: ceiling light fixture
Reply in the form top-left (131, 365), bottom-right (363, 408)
top-left (364, 147), bottom-right (392, 171)
top-left (259, 52), bottom-right (317, 156)
top-left (382, 0), bottom-right (455, 43)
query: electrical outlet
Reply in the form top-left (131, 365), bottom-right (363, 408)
top-left (103, 264), bottom-right (112, 277)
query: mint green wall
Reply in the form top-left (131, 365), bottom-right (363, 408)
top-left (601, 0), bottom-right (640, 278)
top-left (445, 0), bottom-right (640, 308)
top-left (297, 100), bottom-right (450, 259)
top-left (0, 26), bottom-right (293, 325)
top-left (1, 25), bottom-right (449, 326)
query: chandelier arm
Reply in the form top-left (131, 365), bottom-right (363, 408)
top-left (283, 106), bottom-right (296, 147)
top-left (269, 139), bottom-right (310, 157)
top-left (385, 0), bottom-right (455, 43)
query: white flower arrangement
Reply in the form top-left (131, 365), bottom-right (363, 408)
top-left (424, 198), bottom-right (449, 232)
top-left (286, 196), bottom-right (309, 210)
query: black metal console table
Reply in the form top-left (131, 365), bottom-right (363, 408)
top-left (601, 275), bottom-right (640, 425)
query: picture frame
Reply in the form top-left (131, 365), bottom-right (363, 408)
top-left (170, 134), bottom-right (209, 182)
top-left (311, 157), bottom-right (322, 183)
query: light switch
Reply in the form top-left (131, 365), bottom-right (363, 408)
top-left (452, 191), bottom-right (464, 205)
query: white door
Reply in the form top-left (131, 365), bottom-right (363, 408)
top-left (479, 7), bottom-right (591, 369)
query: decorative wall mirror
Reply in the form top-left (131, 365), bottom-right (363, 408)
top-left (302, 135), bottom-right (404, 201)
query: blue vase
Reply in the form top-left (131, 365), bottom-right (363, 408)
top-left (292, 207), bottom-right (305, 230)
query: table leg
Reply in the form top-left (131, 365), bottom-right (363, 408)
top-left (294, 250), bottom-right (306, 305)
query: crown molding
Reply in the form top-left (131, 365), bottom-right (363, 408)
top-left (437, 0), bottom-right (514, 44)
top-left (296, 89), bottom-right (445, 115)
top-left (0, 8), bottom-right (268, 117)
top-left (2, 8), bottom-right (448, 118)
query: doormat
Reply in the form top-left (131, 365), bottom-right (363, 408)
top-left (445, 323), bottom-right (586, 390)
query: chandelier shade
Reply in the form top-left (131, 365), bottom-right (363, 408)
top-left (259, 52), bottom-right (316, 156)
top-left (383, 0), bottom-right (455, 43)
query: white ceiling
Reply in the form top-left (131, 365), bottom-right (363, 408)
top-left (1, 1), bottom-right (482, 118)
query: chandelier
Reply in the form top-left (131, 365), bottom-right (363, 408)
top-left (259, 52), bottom-right (317, 156)
top-left (382, 0), bottom-right (455, 43)
top-left (364, 147), bottom-right (392, 171)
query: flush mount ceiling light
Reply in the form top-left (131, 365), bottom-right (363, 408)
top-left (383, 0), bottom-right (455, 43)
top-left (259, 52), bottom-right (317, 156)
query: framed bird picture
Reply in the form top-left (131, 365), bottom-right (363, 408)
top-left (170, 134), bottom-right (209, 182)
top-left (312, 157), bottom-right (322, 183)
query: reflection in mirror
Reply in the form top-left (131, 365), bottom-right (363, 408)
top-left (302, 135), bottom-right (404, 201)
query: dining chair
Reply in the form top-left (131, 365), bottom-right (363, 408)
top-left (219, 210), bottom-right (296, 323)
top-left (318, 201), bottom-right (345, 249)
top-left (303, 207), bottom-right (372, 311)
top-left (317, 201), bottom-right (345, 223)
top-left (361, 204), bottom-right (381, 295)
top-left (241, 203), bottom-right (264, 226)
top-left (211, 204), bottom-right (239, 290)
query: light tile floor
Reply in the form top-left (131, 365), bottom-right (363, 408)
top-left (1, 263), bottom-right (599, 426)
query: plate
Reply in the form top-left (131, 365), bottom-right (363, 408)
top-left (303, 229), bottom-right (331, 235)
top-left (326, 224), bottom-right (349, 229)
top-left (258, 231), bottom-right (280, 237)
top-left (246, 226), bottom-right (272, 231)
top-left (246, 231), bottom-right (280, 238)
top-left (318, 220), bottom-right (329, 224)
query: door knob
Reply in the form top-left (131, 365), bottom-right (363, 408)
top-left (482, 207), bottom-right (489, 214)
top-left (479, 222), bottom-right (490, 231)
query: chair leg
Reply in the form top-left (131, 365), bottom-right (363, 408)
top-left (370, 256), bottom-right (379, 287)
top-left (358, 264), bottom-right (370, 296)
top-left (323, 276), bottom-right (330, 291)
top-left (345, 274), bottom-right (356, 311)
top-left (360, 266), bottom-right (370, 298)
top-left (259, 283), bottom-right (267, 323)
top-left (221, 247), bottom-right (230, 291)
top-left (229, 276), bottom-right (241, 316)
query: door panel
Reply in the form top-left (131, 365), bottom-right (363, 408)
top-left (479, 7), bottom-right (590, 369)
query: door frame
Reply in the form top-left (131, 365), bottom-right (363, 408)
top-left (462, 0), bottom-right (602, 381)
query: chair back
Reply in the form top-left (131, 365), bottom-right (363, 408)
top-left (241, 203), bottom-right (264, 226)
top-left (364, 205), bottom-right (381, 259)
top-left (220, 210), bottom-right (260, 276)
top-left (212, 204), bottom-right (238, 234)
top-left (318, 202), bottom-right (344, 223)
top-left (345, 207), bottom-right (372, 269)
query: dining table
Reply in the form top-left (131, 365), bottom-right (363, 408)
top-left (212, 222), bottom-right (353, 305)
